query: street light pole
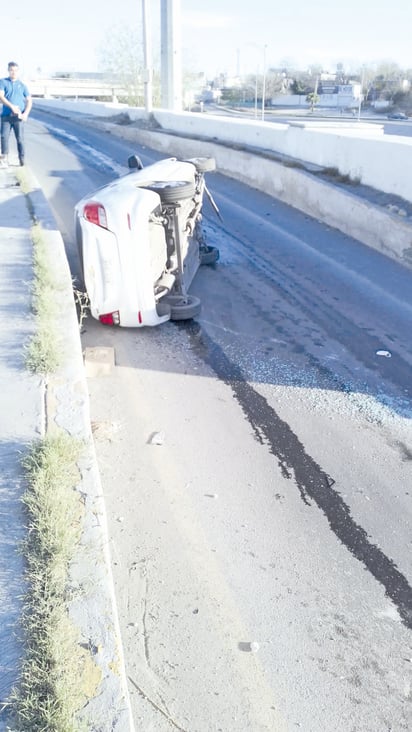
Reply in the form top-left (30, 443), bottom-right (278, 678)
top-left (142, 0), bottom-right (152, 114)
top-left (261, 44), bottom-right (267, 121)
top-left (254, 67), bottom-right (258, 119)
top-left (160, 0), bottom-right (182, 110)
top-left (357, 65), bottom-right (365, 122)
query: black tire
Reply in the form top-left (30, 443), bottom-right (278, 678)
top-left (200, 245), bottom-right (220, 266)
top-left (143, 180), bottom-right (196, 202)
top-left (168, 295), bottom-right (201, 321)
top-left (184, 157), bottom-right (216, 173)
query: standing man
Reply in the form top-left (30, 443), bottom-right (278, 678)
top-left (0, 62), bottom-right (32, 166)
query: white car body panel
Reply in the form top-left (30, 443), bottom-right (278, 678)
top-left (75, 157), bottom-right (211, 327)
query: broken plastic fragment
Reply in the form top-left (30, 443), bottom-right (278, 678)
top-left (239, 641), bottom-right (260, 652)
top-left (149, 431), bottom-right (165, 445)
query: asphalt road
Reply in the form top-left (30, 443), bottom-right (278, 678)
top-left (26, 110), bottom-right (412, 731)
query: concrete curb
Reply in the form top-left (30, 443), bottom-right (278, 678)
top-left (20, 167), bottom-right (135, 731)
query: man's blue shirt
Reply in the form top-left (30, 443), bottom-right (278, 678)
top-left (0, 77), bottom-right (30, 116)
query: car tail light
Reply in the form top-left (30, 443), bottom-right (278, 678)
top-left (83, 202), bottom-right (108, 229)
top-left (99, 311), bottom-right (120, 325)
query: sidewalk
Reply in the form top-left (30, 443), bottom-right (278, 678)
top-left (0, 166), bottom-right (43, 726)
top-left (0, 164), bottom-right (134, 731)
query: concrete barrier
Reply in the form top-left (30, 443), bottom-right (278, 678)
top-left (33, 99), bottom-right (412, 270)
top-left (33, 98), bottom-right (412, 204)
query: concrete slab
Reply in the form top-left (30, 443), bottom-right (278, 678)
top-left (84, 346), bottom-right (116, 377)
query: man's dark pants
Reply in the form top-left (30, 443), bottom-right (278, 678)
top-left (1, 115), bottom-right (25, 163)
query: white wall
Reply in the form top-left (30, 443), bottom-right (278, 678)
top-left (272, 90), bottom-right (359, 109)
top-left (271, 95), bottom-right (307, 107)
top-left (33, 99), bottom-right (132, 116)
top-left (148, 108), bottom-right (412, 205)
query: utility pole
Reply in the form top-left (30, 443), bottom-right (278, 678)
top-left (141, 0), bottom-right (152, 114)
top-left (160, 0), bottom-right (182, 110)
top-left (254, 67), bottom-right (258, 119)
top-left (357, 66), bottom-right (365, 121)
top-left (261, 44), bottom-right (267, 121)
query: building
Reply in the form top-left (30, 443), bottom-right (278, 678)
top-left (272, 83), bottom-right (362, 110)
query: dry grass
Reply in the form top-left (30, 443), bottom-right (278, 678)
top-left (25, 223), bottom-right (61, 374)
top-left (8, 434), bottom-right (86, 732)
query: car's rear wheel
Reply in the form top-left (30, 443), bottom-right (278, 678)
top-left (143, 180), bottom-right (196, 202)
top-left (167, 294), bottom-right (201, 320)
top-left (200, 245), bottom-right (219, 266)
top-left (185, 157), bottom-right (216, 173)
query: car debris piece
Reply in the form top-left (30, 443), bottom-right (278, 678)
top-left (149, 431), bottom-right (165, 445)
top-left (238, 641), bottom-right (260, 652)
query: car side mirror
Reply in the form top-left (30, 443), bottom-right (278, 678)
top-left (128, 155), bottom-right (144, 170)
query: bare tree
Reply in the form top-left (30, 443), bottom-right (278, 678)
top-left (98, 25), bottom-right (145, 106)
top-left (306, 92), bottom-right (319, 113)
top-left (373, 61), bottom-right (404, 102)
top-left (97, 23), bottom-right (195, 108)
top-left (266, 69), bottom-right (287, 98)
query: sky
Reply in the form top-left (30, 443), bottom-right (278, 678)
top-left (2, 0), bottom-right (412, 79)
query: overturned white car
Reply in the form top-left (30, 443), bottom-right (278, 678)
top-left (75, 155), bottom-right (219, 327)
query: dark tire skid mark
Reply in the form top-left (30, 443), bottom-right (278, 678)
top-left (185, 321), bottom-right (412, 631)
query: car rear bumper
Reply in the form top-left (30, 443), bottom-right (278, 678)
top-left (78, 216), bottom-right (169, 327)
top-left (114, 308), bottom-right (171, 328)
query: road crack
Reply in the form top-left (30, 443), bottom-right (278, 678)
top-left (128, 677), bottom-right (189, 731)
top-left (142, 576), bottom-right (151, 668)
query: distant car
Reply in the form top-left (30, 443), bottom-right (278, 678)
top-left (75, 156), bottom-right (219, 327)
top-left (387, 112), bottom-right (409, 120)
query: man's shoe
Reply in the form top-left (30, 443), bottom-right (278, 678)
top-left (19, 158), bottom-right (25, 167)
top-left (0, 155), bottom-right (8, 168)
